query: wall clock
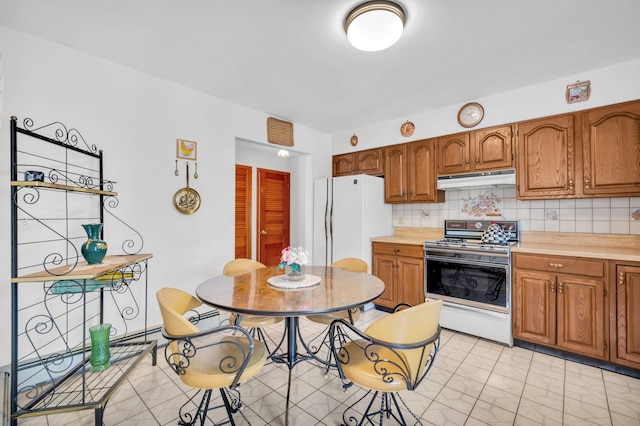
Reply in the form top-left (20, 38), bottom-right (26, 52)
top-left (400, 121), bottom-right (415, 137)
top-left (457, 102), bottom-right (484, 128)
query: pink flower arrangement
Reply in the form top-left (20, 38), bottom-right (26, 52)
top-left (277, 246), bottom-right (311, 272)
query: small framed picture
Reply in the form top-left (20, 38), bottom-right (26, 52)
top-left (176, 139), bottom-right (197, 160)
top-left (566, 81), bottom-right (591, 104)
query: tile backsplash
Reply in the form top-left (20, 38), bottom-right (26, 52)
top-left (392, 187), bottom-right (640, 235)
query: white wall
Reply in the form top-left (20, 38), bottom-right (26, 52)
top-left (330, 58), bottom-right (640, 236)
top-left (331, 59), bottom-right (640, 152)
top-left (0, 26), bottom-right (331, 367)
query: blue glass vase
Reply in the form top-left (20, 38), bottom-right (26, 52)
top-left (81, 223), bottom-right (108, 264)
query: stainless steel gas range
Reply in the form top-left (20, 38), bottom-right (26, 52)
top-left (424, 220), bottom-right (519, 346)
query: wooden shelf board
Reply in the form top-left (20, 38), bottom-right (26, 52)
top-left (12, 254), bottom-right (153, 283)
top-left (11, 181), bottom-right (117, 196)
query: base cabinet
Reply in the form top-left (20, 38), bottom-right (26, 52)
top-left (612, 263), bottom-right (640, 368)
top-left (513, 253), bottom-right (608, 360)
top-left (372, 242), bottom-right (425, 309)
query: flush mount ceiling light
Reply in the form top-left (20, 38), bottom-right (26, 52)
top-left (277, 149), bottom-right (290, 157)
top-left (345, 1), bottom-right (406, 52)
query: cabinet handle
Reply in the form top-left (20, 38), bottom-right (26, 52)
top-left (409, 191), bottom-right (415, 196)
top-left (548, 263), bottom-right (564, 268)
top-left (401, 191), bottom-right (406, 196)
top-left (558, 282), bottom-right (563, 294)
top-left (619, 271), bottom-right (625, 286)
top-left (394, 248), bottom-right (400, 253)
top-left (584, 177), bottom-right (591, 189)
top-left (475, 158), bottom-right (480, 164)
top-left (464, 159), bottom-right (469, 165)
top-left (568, 179), bottom-right (574, 190)
top-left (550, 282), bottom-right (556, 293)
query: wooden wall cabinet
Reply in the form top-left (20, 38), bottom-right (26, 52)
top-left (384, 139), bottom-right (444, 203)
top-left (516, 113), bottom-right (576, 199)
top-left (611, 263), bottom-right (640, 369)
top-left (332, 147), bottom-right (384, 177)
top-left (372, 242), bottom-right (425, 309)
top-left (437, 124), bottom-right (514, 175)
top-left (513, 253), bottom-right (608, 360)
top-left (516, 99), bottom-right (640, 199)
top-left (582, 101), bottom-right (640, 197)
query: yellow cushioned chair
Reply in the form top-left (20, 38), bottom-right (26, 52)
top-left (222, 259), bottom-right (284, 355)
top-left (305, 258), bottom-right (368, 374)
top-left (329, 300), bottom-right (443, 425)
top-left (157, 287), bottom-right (267, 425)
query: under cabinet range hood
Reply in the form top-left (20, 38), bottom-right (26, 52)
top-left (437, 169), bottom-right (516, 190)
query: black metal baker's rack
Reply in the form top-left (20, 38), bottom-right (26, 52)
top-left (9, 116), bottom-right (157, 425)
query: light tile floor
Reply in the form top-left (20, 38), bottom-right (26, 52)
top-left (11, 308), bottom-right (640, 425)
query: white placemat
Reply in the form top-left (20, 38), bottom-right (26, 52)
top-left (267, 274), bottom-right (321, 289)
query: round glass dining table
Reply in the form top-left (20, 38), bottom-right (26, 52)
top-left (195, 265), bottom-right (385, 425)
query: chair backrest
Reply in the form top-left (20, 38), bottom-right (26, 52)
top-left (156, 287), bottom-right (202, 336)
top-left (330, 257), bottom-right (368, 273)
top-left (365, 299), bottom-right (442, 381)
top-left (222, 258), bottom-right (267, 276)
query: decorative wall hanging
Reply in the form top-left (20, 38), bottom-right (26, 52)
top-left (457, 102), bottom-right (484, 128)
top-left (174, 162), bottom-right (201, 214)
top-left (176, 139), bottom-right (197, 160)
top-left (400, 121), bottom-right (415, 137)
top-left (267, 117), bottom-right (294, 147)
top-left (350, 134), bottom-right (359, 146)
top-left (566, 80), bottom-right (590, 104)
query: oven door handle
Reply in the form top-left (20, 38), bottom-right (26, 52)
top-left (425, 255), bottom-right (509, 269)
top-left (440, 300), bottom-right (509, 317)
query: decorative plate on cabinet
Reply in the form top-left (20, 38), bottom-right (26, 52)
top-left (457, 102), bottom-right (484, 128)
top-left (350, 134), bottom-right (358, 146)
top-left (400, 121), bottom-right (415, 137)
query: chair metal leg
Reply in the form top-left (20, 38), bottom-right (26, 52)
top-left (250, 326), bottom-right (279, 357)
top-left (178, 389), bottom-right (212, 426)
top-left (341, 389), bottom-right (423, 426)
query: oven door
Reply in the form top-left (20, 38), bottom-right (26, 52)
top-left (425, 253), bottom-right (510, 313)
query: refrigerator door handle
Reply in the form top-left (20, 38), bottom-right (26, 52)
top-left (324, 182), bottom-right (329, 265)
top-left (329, 180), bottom-right (334, 265)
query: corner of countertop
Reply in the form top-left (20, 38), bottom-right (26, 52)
top-left (371, 227), bottom-right (443, 245)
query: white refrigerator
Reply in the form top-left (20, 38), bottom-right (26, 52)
top-left (313, 174), bottom-right (392, 270)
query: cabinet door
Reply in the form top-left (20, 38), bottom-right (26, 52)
top-left (582, 101), bottom-right (640, 196)
top-left (384, 144), bottom-right (408, 203)
top-left (556, 275), bottom-right (607, 359)
top-left (473, 125), bottom-right (513, 171)
top-left (513, 269), bottom-right (556, 345)
top-left (516, 114), bottom-right (576, 199)
top-left (437, 132), bottom-right (471, 175)
top-left (372, 253), bottom-right (397, 309)
top-left (407, 139), bottom-right (443, 203)
top-left (333, 153), bottom-right (355, 177)
top-left (615, 265), bottom-right (640, 365)
top-left (396, 255), bottom-right (425, 306)
top-left (356, 148), bottom-right (384, 176)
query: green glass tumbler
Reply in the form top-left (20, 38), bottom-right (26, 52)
top-left (89, 323), bottom-right (111, 372)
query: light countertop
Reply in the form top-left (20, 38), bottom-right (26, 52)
top-left (372, 228), bottom-right (640, 263)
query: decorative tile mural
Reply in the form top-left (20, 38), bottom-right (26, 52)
top-left (461, 193), bottom-right (502, 217)
top-left (393, 187), bottom-right (640, 235)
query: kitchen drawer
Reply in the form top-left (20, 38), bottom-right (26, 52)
top-left (372, 242), bottom-right (423, 258)
top-left (513, 253), bottom-right (605, 277)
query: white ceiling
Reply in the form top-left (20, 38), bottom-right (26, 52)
top-left (1, 0), bottom-right (640, 134)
